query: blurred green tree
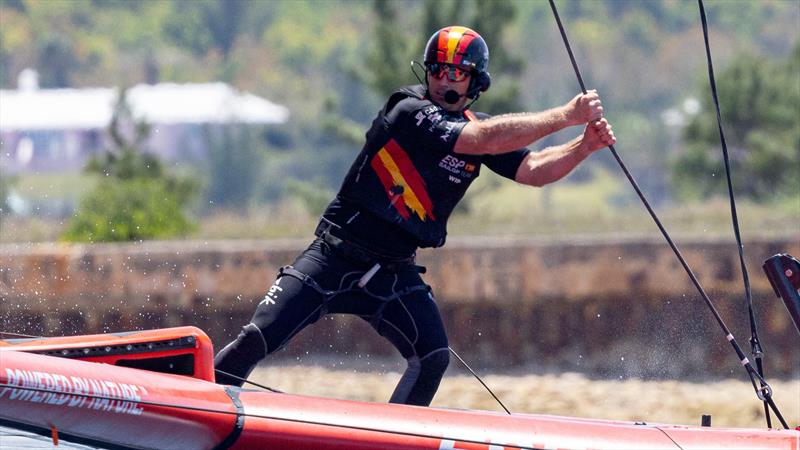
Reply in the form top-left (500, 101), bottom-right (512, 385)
top-left (470, 0), bottom-right (523, 114)
top-left (286, 178), bottom-right (334, 216)
top-left (63, 89), bottom-right (199, 242)
top-left (673, 44), bottom-right (800, 201)
top-left (163, 0), bottom-right (250, 81)
top-left (203, 123), bottom-right (267, 212)
top-left (0, 173), bottom-right (15, 227)
top-left (163, 0), bottom-right (248, 57)
top-left (360, 0), bottom-right (416, 95)
top-left (61, 178), bottom-right (195, 242)
top-left (35, 34), bottom-right (78, 88)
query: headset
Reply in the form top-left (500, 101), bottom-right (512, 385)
top-left (411, 60), bottom-right (491, 105)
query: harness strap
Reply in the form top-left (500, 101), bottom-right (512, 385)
top-left (383, 284), bottom-right (430, 302)
top-left (279, 265), bottom-right (334, 316)
top-left (315, 219), bottom-right (417, 271)
top-left (279, 264), bottom-right (430, 327)
top-left (279, 265), bottom-right (332, 297)
top-left (279, 265), bottom-right (429, 300)
top-left (368, 284), bottom-right (430, 329)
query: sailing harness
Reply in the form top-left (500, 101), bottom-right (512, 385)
top-left (548, 0), bottom-right (789, 429)
top-left (274, 263), bottom-right (428, 330)
top-left (315, 218), bottom-right (423, 281)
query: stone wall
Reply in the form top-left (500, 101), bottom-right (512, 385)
top-left (1, 235), bottom-right (798, 378)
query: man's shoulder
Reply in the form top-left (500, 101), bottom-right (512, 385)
top-left (394, 84), bottom-right (427, 100)
top-left (384, 84), bottom-right (430, 113)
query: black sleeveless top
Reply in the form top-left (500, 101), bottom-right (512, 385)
top-left (322, 85), bottom-right (530, 253)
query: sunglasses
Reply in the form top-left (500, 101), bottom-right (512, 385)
top-left (428, 63), bottom-right (472, 82)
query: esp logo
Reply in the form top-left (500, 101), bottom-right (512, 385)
top-left (441, 155), bottom-right (466, 169)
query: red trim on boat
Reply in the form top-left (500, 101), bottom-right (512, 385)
top-left (1, 328), bottom-right (797, 450)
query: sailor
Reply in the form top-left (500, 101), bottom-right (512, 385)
top-left (214, 25), bottom-right (615, 406)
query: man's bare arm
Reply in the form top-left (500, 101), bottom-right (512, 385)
top-left (453, 91), bottom-right (604, 155)
top-left (515, 118), bottom-right (616, 187)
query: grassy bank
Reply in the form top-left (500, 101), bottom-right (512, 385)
top-left (4, 196), bottom-right (795, 243)
top-left (2, 169), bottom-right (797, 243)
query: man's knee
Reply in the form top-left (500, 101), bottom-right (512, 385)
top-left (390, 349), bottom-right (449, 405)
top-left (420, 348), bottom-right (449, 377)
top-left (214, 323), bottom-right (268, 377)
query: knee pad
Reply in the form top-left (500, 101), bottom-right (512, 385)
top-left (390, 350), bottom-right (450, 405)
top-left (234, 323), bottom-right (268, 361)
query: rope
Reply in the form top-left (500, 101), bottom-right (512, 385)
top-left (547, 0), bottom-right (789, 429)
top-left (696, 0), bottom-right (770, 428)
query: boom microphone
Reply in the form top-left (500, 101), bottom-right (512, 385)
top-left (444, 90), bottom-right (461, 104)
top-left (444, 85), bottom-right (483, 104)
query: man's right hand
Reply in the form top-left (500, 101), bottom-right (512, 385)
top-left (580, 117), bottom-right (616, 155)
top-left (566, 90), bottom-right (604, 126)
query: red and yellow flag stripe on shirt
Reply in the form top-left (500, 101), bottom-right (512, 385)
top-left (370, 139), bottom-right (436, 222)
top-left (437, 26), bottom-right (475, 66)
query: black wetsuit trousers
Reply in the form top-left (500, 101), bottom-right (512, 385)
top-left (214, 238), bottom-right (450, 406)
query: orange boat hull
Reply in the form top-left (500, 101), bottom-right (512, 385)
top-left (1, 329), bottom-right (797, 449)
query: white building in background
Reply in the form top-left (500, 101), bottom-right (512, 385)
top-left (0, 69), bottom-right (289, 173)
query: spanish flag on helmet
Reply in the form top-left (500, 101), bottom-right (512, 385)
top-left (423, 26), bottom-right (489, 73)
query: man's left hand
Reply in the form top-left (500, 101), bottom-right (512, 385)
top-left (566, 90), bottom-right (604, 125)
top-left (582, 118), bottom-right (616, 154)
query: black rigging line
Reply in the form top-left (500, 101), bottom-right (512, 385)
top-left (213, 369), bottom-right (283, 393)
top-left (221, 350), bottom-right (513, 415)
top-left (448, 346), bottom-right (511, 415)
top-left (696, 0), bottom-right (770, 428)
top-left (0, 331), bottom-right (43, 339)
top-left (546, 0), bottom-right (788, 429)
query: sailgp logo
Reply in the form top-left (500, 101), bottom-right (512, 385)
top-left (439, 155), bottom-right (476, 181)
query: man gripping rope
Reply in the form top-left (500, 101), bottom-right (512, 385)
top-left (214, 25), bottom-right (615, 406)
